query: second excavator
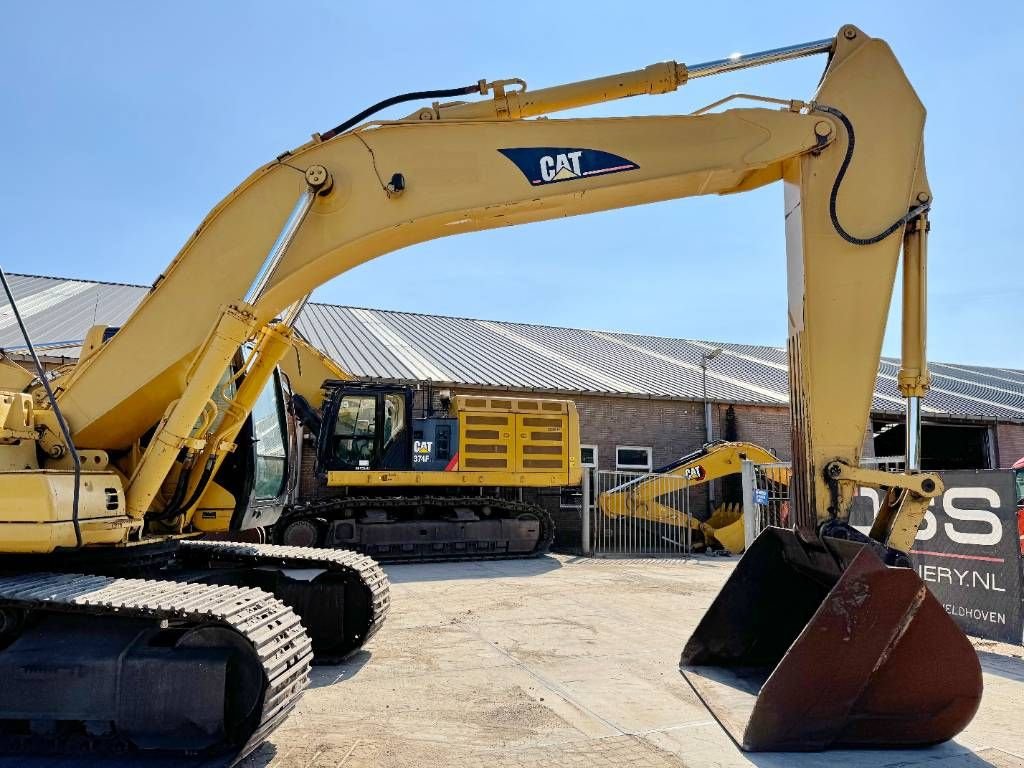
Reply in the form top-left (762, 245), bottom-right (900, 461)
top-left (270, 333), bottom-right (578, 561)
top-left (1, 21), bottom-right (980, 761)
top-left (598, 440), bottom-right (788, 554)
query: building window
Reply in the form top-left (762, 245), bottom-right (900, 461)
top-left (581, 445), bottom-right (598, 468)
top-left (616, 446), bottom-right (652, 471)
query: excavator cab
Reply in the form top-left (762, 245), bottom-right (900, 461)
top-left (315, 383), bottom-right (414, 472)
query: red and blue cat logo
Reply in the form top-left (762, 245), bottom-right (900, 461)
top-left (498, 147), bottom-right (639, 185)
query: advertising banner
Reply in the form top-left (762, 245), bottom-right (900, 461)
top-left (852, 469), bottom-right (1023, 644)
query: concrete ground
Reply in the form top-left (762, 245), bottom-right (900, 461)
top-left (241, 555), bottom-right (1024, 768)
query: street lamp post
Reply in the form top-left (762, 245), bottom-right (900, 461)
top-left (701, 347), bottom-right (723, 517)
top-left (700, 347), bottom-right (723, 444)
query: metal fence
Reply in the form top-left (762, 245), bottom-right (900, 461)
top-left (582, 469), bottom-right (696, 557)
top-left (748, 461), bottom-right (791, 534)
top-left (577, 455), bottom-right (908, 557)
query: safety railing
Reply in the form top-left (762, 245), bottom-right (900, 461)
top-left (581, 469), bottom-right (695, 557)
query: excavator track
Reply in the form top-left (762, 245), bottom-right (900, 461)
top-left (0, 572), bottom-right (311, 764)
top-left (177, 540), bottom-right (390, 662)
top-left (276, 496), bottom-right (555, 563)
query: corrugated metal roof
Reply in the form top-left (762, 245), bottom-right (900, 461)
top-left (0, 273), bottom-right (150, 358)
top-left (1, 273), bottom-right (1022, 422)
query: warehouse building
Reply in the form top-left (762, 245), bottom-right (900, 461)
top-left (3, 273), bottom-right (1023, 546)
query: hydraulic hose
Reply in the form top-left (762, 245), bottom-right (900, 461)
top-left (158, 450), bottom-right (193, 518)
top-left (813, 104), bottom-right (930, 245)
top-left (154, 454), bottom-right (217, 522)
top-left (0, 267), bottom-right (83, 548)
top-left (172, 456), bottom-right (218, 517)
top-left (319, 83), bottom-right (483, 141)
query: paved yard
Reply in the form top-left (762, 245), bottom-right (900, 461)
top-left (242, 555), bottom-right (1024, 768)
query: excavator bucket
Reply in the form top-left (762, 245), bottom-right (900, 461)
top-left (680, 526), bottom-right (982, 751)
top-left (704, 504), bottom-right (745, 554)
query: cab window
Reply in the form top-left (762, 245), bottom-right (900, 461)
top-left (333, 395), bottom-right (376, 467)
top-left (252, 378), bottom-right (287, 499)
top-left (383, 393), bottom-right (405, 450)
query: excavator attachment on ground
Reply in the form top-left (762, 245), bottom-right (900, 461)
top-left (681, 531), bottom-right (982, 750)
top-left (597, 441), bottom-right (785, 554)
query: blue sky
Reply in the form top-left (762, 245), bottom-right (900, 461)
top-left (2, 2), bottom-right (1020, 367)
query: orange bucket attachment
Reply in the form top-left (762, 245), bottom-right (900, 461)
top-left (680, 527), bottom-right (982, 751)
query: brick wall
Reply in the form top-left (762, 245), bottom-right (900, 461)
top-left (997, 422), bottom-right (1024, 467)
top-left (712, 403), bottom-right (792, 461)
top-left (574, 394), bottom-right (704, 471)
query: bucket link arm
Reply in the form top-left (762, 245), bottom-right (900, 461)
top-left (824, 461), bottom-right (941, 554)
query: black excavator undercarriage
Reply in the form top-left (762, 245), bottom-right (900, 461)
top-left (276, 494), bottom-right (555, 563)
top-left (0, 538), bottom-right (390, 763)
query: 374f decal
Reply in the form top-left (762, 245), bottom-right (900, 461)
top-left (498, 147), bottom-right (639, 186)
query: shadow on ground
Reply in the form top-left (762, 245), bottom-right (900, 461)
top-left (977, 649), bottom-right (1024, 683)
top-left (309, 649), bottom-right (373, 688)
top-left (731, 742), bottom-right (1011, 768)
top-left (383, 553), bottom-right (563, 583)
top-left (562, 554), bottom-right (729, 567)
top-left (0, 746), bottom-right (261, 768)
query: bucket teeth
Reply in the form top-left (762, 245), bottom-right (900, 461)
top-left (681, 527), bottom-right (983, 751)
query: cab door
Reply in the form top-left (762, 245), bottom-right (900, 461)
top-left (322, 391), bottom-right (378, 470)
top-left (317, 386), bottom-right (413, 472)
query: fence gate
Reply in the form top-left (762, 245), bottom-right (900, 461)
top-left (583, 469), bottom-right (694, 557)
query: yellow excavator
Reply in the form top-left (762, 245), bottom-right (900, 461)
top-left (598, 441), bottom-right (787, 554)
top-left (0, 23), bottom-right (980, 760)
top-left (275, 333), bottom-right (580, 561)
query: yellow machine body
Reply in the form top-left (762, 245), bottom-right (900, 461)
top-left (326, 393), bottom-right (580, 490)
top-left (0, 471), bottom-right (128, 552)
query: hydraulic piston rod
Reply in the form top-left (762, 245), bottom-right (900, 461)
top-left (244, 166), bottom-right (331, 305)
top-left (686, 38), bottom-right (834, 79)
top-left (431, 36), bottom-right (835, 123)
top-left (899, 213), bottom-right (930, 473)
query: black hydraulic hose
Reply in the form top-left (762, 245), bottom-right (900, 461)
top-left (319, 83), bottom-right (483, 141)
top-left (159, 450), bottom-right (193, 517)
top-left (0, 267), bottom-right (83, 548)
top-left (813, 104), bottom-right (930, 245)
top-left (157, 455), bottom-right (217, 521)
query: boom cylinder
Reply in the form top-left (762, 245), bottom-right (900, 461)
top-left (244, 166), bottom-right (330, 305)
top-left (432, 36), bottom-right (834, 123)
top-left (125, 304), bottom-right (257, 517)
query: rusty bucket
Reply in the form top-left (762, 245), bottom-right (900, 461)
top-left (680, 526), bottom-right (983, 751)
